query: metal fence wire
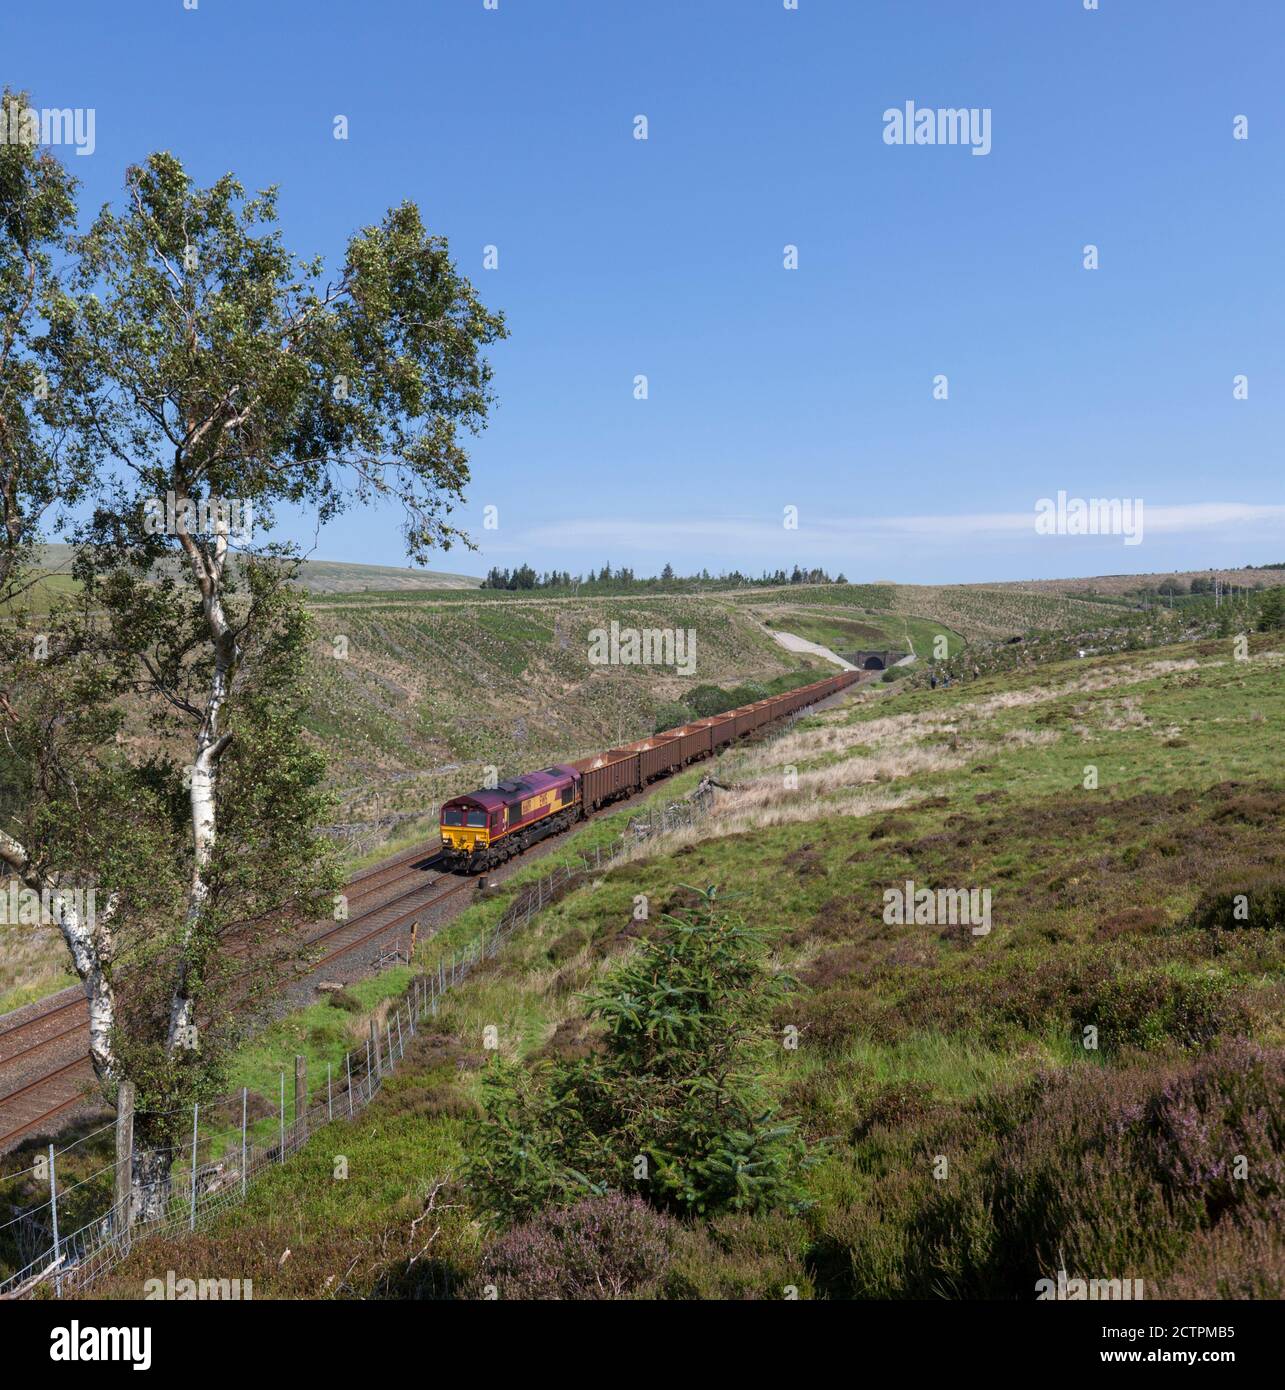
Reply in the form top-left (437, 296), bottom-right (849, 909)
top-left (0, 698), bottom-right (818, 1300)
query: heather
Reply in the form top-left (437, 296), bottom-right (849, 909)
top-left (465, 1194), bottom-right (678, 1299)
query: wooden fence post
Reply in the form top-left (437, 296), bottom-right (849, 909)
top-left (114, 1081), bottom-right (135, 1247)
top-left (295, 1054), bottom-right (307, 1141)
top-left (49, 1144), bottom-right (61, 1298)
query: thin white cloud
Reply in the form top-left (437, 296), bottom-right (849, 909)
top-left (516, 501), bottom-right (1285, 551)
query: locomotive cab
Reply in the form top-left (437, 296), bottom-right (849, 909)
top-left (439, 794), bottom-right (501, 858)
top-left (440, 765), bottom-right (581, 872)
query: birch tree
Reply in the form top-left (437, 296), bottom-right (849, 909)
top-left (4, 141), bottom-right (505, 1218)
top-left (56, 154), bottom-right (505, 1211)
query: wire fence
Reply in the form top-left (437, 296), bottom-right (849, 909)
top-left (0, 693), bottom-right (829, 1301)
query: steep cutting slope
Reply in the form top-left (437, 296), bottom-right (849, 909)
top-left (302, 595), bottom-right (823, 844)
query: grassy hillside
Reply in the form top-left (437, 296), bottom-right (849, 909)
top-left (283, 557), bottom-right (481, 592)
top-left (732, 581), bottom-right (1125, 642)
top-left (23, 543), bottom-right (481, 599)
top-left (751, 604), bottom-right (960, 660)
top-left (302, 594), bottom-right (825, 847)
top-left (93, 627), bottom-right (1285, 1299)
top-left (988, 565), bottom-right (1285, 600)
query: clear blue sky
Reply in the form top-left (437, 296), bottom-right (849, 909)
top-left (6, 0), bottom-right (1283, 583)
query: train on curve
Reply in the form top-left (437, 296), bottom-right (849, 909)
top-left (438, 670), bottom-right (860, 872)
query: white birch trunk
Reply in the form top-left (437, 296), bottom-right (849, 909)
top-left (167, 509), bottom-right (237, 1050)
top-left (0, 829), bottom-right (118, 1080)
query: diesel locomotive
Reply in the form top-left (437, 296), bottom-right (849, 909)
top-left (437, 669), bottom-right (861, 873)
top-left (439, 764), bottom-right (583, 871)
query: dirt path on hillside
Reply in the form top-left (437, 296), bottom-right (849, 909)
top-left (766, 629), bottom-right (856, 670)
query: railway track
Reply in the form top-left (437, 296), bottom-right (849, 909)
top-left (0, 670), bottom-right (867, 1156)
top-left (0, 842), bottom-right (464, 1154)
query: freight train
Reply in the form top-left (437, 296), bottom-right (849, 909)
top-left (438, 670), bottom-right (860, 872)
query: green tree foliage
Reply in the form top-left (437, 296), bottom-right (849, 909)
top-left (687, 684), bottom-right (735, 718)
top-left (1257, 588), bottom-right (1285, 632)
top-left (653, 701), bottom-right (695, 733)
top-left (0, 90), bottom-right (100, 606)
top-left (109, 578), bottom-right (341, 1146)
top-left (478, 562), bottom-right (845, 595)
top-left (682, 682), bottom-right (769, 718)
top-left (466, 887), bottom-right (809, 1224)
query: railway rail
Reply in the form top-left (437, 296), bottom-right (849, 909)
top-left (0, 846), bottom-right (458, 1153)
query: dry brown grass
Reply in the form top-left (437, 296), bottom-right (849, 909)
top-left (674, 652), bottom-right (1229, 853)
top-left (1098, 697), bottom-right (1152, 732)
top-left (999, 728), bottom-right (1063, 748)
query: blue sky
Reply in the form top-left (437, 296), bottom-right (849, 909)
top-left (5, 0), bottom-right (1283, 583)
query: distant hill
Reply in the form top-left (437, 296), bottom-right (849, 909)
top-left (31, 544), bottom-right (482, 594)
top-left (279, 557), bottom-right (481, 593)
top-left (983, 565), bottom-right (1284, 598)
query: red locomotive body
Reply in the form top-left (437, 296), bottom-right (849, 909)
top-left (440, 764), bottom-right (581, 871)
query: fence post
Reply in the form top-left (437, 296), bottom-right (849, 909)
top-left (49, 1144), bottom-right (61, 1298)
top-left (114, 1080), bottom-right (135, 1249)
top-left (396, 1009), bottom-right (405, 1058)
top-left (279, 1071), bottom-right (285, 1160)
top-left (295, 1055), bottom-right (307, 1142)
top-left (346, 1052), bottom-right (354, 1118)
top-left (241, 1088), bottom-right (248, 1198)
top-left (189, 1103), bottom-right (199, 1231)
top-left (327, 1062), bottom-right (333, 1123)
